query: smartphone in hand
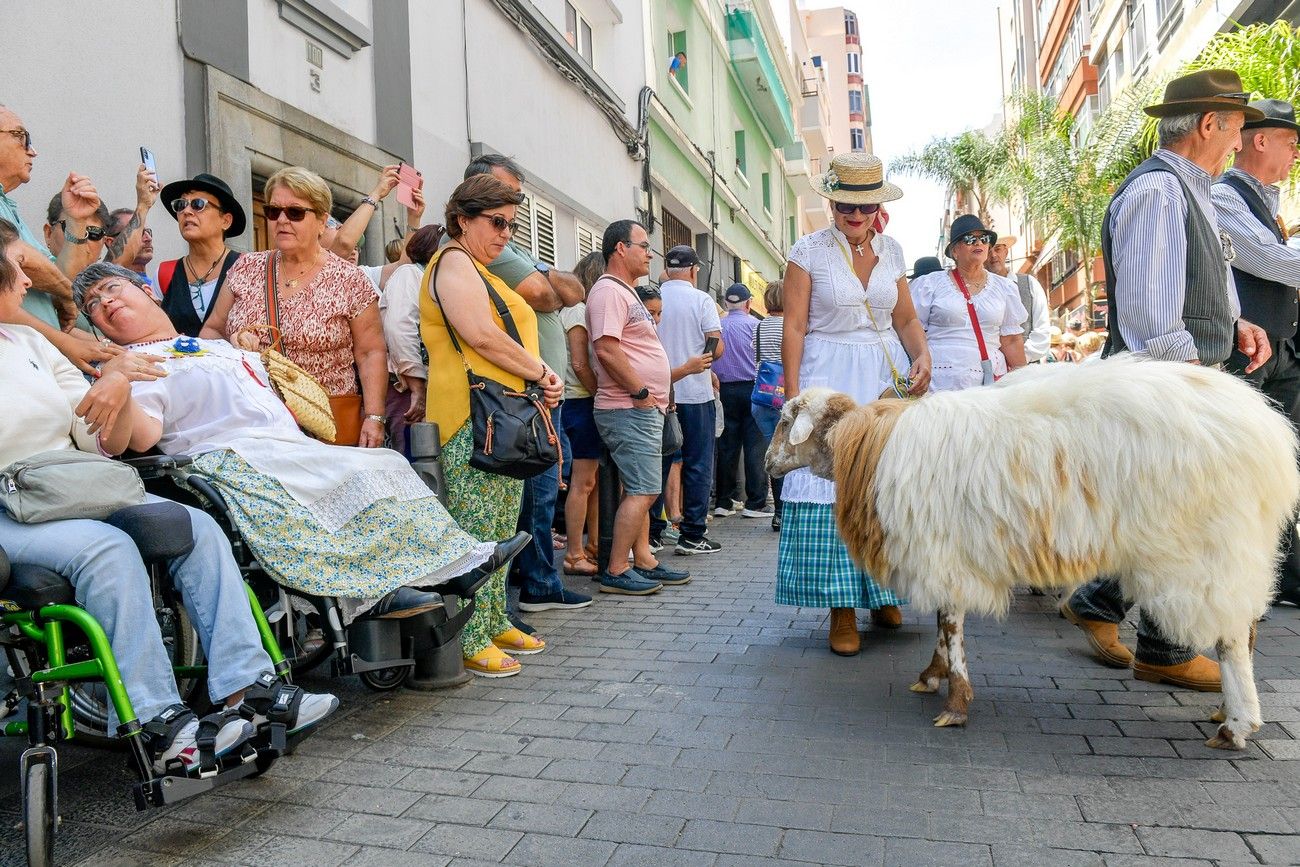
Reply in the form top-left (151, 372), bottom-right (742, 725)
top-left (703, 336), bottom-right (720, 357)
top-left (139, 147), bottom-right (156, 180)
top-left (396, 162), bottom-right (423, 209)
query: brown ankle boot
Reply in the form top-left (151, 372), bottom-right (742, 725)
top-left (1133, 654), bottom-right (1221, 691)
top-left (829, 608), bottom-right (860, 656)
top-left (871, 605), bottom-right (902, 629)
top-left (1060, 601), bottom-right (1134, 668)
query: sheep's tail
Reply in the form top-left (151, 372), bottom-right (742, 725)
top-left (832, 398), bottom-right (911, 582)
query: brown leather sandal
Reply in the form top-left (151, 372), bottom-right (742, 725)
top-left (563, 554), bottom-right (599, 576)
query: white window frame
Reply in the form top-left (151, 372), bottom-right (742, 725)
top-left (846, 51), bottom-right (861, 75)
top-left (849, 128), bottom-right (865, 152)
top-left (848, 89), bottom-right (863, 113)
top-left (565, 1), bottom-right (594, 65)
top-left (576, 221), bottom-right (599, 260)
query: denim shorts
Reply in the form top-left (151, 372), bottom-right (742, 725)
top-left (561, 396), bottom-right (602, 461)
top-left (593, 407), bottom-right (664, 496)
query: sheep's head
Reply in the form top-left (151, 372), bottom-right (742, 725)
top-left (765, 388), bottom-right (858, 480)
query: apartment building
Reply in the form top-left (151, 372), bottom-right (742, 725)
top-left (802, 5), bottom-right (871, 157)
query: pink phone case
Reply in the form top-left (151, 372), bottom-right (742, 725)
top-left (396, 164), bottom-right (422, 209)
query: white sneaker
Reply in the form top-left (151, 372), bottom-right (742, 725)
top-left (151, 710), bottom-right (254, 774)
top-left (741, 508), bottom-right (775, 518)
top-left (711, 505), bottom-right (735, 517)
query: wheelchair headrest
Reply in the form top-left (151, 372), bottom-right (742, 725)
top-left (105, 501), bottom-right (195, 563)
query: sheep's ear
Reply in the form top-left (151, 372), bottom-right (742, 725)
top-left (788, 410), bottom-right (815, 445)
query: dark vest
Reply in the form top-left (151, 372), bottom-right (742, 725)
top-left (161, 250), bottom-right (241, 337)
top-left (1216, 173), bottom-right (1295, 342)
top-left (1015, 273), bottom-right (1036, 339)
top-left (1102, 155), bottom-right (1233, 365)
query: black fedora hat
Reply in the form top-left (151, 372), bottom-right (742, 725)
top-left (1143, 69), bottom-right (1264, 120)
top-left (1243, 98), bottom-right (1300, 134)
top-left (908, 256), bottom-right (942, 279)
top-left (159, 172), bottom-right (247, 238)
top-left (945, 214), bottom-right (996, 256)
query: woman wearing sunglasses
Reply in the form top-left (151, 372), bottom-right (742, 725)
top-left (776, 152), bottom-right (930, 658)
top-left (908, 214), bottom-right (1027, 393)
top-left (155, 173), bottom-right (245, 337)
top-left (420, 174), bottom-right (564, 678)
top-left (203, 167), bottom-right (388, 448)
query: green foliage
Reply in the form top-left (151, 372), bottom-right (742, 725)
top-left (889, 129), bottom-right (1013, 228)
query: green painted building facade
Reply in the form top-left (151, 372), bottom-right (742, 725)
top-left (646, 0), bottom-right (806, 304)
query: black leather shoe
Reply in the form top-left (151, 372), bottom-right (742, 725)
top-left (368, 587), bottom-right (445, 619)
top-left (443, 532), bottom-right (532, 598)
top-left (1274, 585), bottom-right (1300, 607)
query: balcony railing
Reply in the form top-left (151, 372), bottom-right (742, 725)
top-left (725, 3), bottom-right (797, 147)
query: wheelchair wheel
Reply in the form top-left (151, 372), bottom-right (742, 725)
top-left (359, 665), bottom-right (412, 691)
top-left (70, 600), bottom-right (204, 743)
top-left (270, 605), bottom-right (333, 676)
top-left (23, 758), bottom-right (55, 867)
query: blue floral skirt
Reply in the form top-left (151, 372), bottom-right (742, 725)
top-left (775, 501), bottom-right (904, 609)
top-left (190, 449), bottom-right (489, 610)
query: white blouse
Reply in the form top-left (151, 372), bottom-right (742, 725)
top-left (788, 227), bottom-right (907, 341)
top-left (910, 270), bottom-right (1028, 391)
top-left (0, 325), bottom-right (99, 468)
top-left (379, 263), bottom-right (426, 382)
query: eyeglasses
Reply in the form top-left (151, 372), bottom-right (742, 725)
top-left (171, 197), bottom-right (220, 215)
top-left (833, 202), bottom-right (880, 215)
top-left (81, 279), bottom-right (137, 316)
top-left (265, 205), bottom-right (313, 223)
top-left (958, 232), bottom-right (995, 246)
top-left (477, 214), bottom-right (517, 234)
top-left (54, 220), bottom-right (108, 242)
top-left (622, 240), bottom-right (652, 251)
top-left (0, 128), bottom-right (33, 151)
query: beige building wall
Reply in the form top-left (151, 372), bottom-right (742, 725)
top-left (803, 5), bottom-right (870, 156)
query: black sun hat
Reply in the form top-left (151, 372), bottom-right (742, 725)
top-left (945, 214), bottom-right (996, 257)
top-left (159, 172), bottom-right (247, 238)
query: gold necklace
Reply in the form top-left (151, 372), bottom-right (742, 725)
top-left (276, 250), bottom-right (319, 290)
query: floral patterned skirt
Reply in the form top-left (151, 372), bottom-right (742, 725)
top-left (439, 422), bottom-right (524, 656)
top-left (190, 449), bottom-right (493, 622)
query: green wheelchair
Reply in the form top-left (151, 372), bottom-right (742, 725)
top-left (1, 500), bottom-right (296, 867)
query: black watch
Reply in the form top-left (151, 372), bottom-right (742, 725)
top-left (631, 387), bottom-right (650, 401)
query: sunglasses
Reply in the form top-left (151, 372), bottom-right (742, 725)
top-left (1, 128), bottom-right (33, 151)
top-left (477, 214), bottom-right (517, 234)
top-left (54, 220), bottom-right (108, 242)
top-left (958, 232), bottom-right (995, 246)
top-left (170, 197), bottom-right (221, 215)
top-left (265, 205), bottom-right (313, 222)
top-left (834, 202), bottom-right (880, 215)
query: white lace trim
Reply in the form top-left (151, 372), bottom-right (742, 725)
top-left (307, 469), bottom-right (434, 533)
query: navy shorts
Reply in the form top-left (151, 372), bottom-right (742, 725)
top-left (562, 396), bottom-right (603, 461)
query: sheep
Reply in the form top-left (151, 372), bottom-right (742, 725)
top-left (765, 356), bottom-right (1300, 749)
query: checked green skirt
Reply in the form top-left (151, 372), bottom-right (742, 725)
top-left (775, 501), bottom-right (904, 609)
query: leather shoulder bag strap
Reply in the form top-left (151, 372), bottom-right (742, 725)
top-left (949, 269), bottom-right (991, 363)
top-left (263, 253), bottom-right (283, 352)
top-left (429, 246), bottom-right (532, 370)
top-left (158, 259), bottom-right (178, 297)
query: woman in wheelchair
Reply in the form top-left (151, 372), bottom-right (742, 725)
top-left (0, 220), bottom-right (338, 774)
top-left (73, 262), bottom-right (529, 629)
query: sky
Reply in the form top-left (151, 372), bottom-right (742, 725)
top-left (819, 0), bottom-right (1008, 261)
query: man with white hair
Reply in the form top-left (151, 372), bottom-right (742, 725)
top-left (1062, 70), bottom-right (1271, 692)
top-left (1212, 98), bottom-right (1300, 608)
top-left (986, 235), bottom-right (1050, 362)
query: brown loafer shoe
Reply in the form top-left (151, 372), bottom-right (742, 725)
top-left (1133, 654), bottom-right (1221, 692)
top-left (829, 607), bottom-right (860, 656)
top-left (1060, 601), bottom-right (1134, 668)
top-left (871, 605), bottom-right (902, 629)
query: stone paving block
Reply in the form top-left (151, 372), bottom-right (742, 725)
top-left (243, 804), bottom-right (352, 838)
top-left (253, 835), bottom-right (360, 867)
top-left (471, 774), bottom-right (569, 804)
top-left (324, 814), bottom-right (431, 849)
top-left (487, 801), bottom-right (593, 837)
top-left (883, 837), bottom-right (992, 867)
top-left (678, 819), bottom-right (783, 856)
top-left (1133, 827), bottom-right (1253, 861)
top-left (411, 824), bottom-right (522, 861)
top-left (402, 793), bottom-right (505, 826)
top-left (607, 843), bottom-right (718, 867)
top-left (323, 784), bottom-right (424, 817)
top-left (779, 828), bottom-right (887, 865)
top-left (990, 845), bottom-right (1104, 866)
top-left (1017, 773), bottom-right (1115, 796)
top-left (344, 846), bottom-right (452, 867)
top-left (1244, 832), bottom-right (1300, 864)
top-left (504, 832), bottom-right (619, 866)
top-left (555, 781), bottom-right (654, 812)
top-left (642, 790), bottom-right (741, 821)
top-left (886, 783), bottom-right (983, 814)
top-left (981, 790), bottom-right (1083, 821)
top-left (579, 809), bottom-right (686, 846)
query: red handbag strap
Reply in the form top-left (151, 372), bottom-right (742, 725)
top-left (949, 269), bottom-right (991, 364)
top-left (158, 259), bottom-right (178, 297)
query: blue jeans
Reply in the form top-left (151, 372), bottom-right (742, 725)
top-left (512, 405), bottom-right (567, 600)
top-left (651, 400), bottom-right (715, 543)
top-left (717, 381), bottom-right (769, 511)
top-left (751, 402), bottom-right (783, 516)
top-left (0, 494), bottom-right (272, 730)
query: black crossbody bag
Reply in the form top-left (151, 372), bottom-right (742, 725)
top-left (430, 248), bottom-right (561, 480)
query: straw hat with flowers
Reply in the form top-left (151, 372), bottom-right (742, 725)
top-left (810, 153), bottom-right (903, 205)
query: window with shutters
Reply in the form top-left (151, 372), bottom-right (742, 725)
top-left (514, 192), bottom-right (536, 258)
top-left (576, 221), bottom-right (598, 260)
top-left (533, 197), bottom-right (557, 266)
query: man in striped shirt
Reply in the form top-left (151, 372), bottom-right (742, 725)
top-left (1212, 98), bottom-right (1300, 607)
top-left (1062, 70), bottom-right (1271, 693)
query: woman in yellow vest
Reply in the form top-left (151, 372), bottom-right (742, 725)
top-left (421, 175), bottom-right (564, 677)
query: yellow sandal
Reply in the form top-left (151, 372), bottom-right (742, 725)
top-left (492, 627), bottom-right (546, 656)
top-left (464, 645), bottom-right (521, 678)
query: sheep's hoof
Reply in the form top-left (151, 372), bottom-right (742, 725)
top-left (932, 710), bottom-right (967, 727)
top-left (1204, 724), bottom-right (1247, 751)
top-left (1210, 705), bottom-right (1227, 724)
top-left (910, 679), bottom-right (939, 694)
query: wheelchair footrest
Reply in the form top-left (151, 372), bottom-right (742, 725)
top-left (133, 749), bottom-right (266, 809)
top-left (338, 652), bottom-right (415, 676)
top-left (429, 598), bottom-right (476, 649)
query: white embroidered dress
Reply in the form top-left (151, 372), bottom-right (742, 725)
top-left (909, 270), bottom-right (1028, 392)
top-left (783, 227), bottom-right (912, 505)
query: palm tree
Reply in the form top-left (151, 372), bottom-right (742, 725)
top-left (890, 129), bottom-right (1012, 228)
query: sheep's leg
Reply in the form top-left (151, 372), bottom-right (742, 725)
top-left (910, 611), bottom-right (949, 694)
top-left (1206, 627), bottom-right (1262, 750)
top-left (934, 609), bottom-right (973, 728)
top-left (1211, 621), bottom-right (1258, 725)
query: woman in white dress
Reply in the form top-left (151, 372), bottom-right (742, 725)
top-left (777, 153), bottom-right (931, 657)
top-left (910, 215), bottom-right (1028, 391)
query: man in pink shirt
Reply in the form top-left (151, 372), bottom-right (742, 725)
top-left (587, 220), bottom-right (689, 595)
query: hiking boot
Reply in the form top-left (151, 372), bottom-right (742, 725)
top-left (829, 607), bottom-right (860, 656)
top-left (1133, 655), bottom-right (1221, 691)
top-left (1060, 601), bottom-right (1134, 668)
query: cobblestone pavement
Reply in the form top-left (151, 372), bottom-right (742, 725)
top-left (3, 513), bottom-right (1299, 866)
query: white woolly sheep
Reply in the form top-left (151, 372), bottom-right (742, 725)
top-left (765, 356), bottom-right (1300, 749)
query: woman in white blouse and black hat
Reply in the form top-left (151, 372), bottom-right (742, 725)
top-left (775, 152), bottom-right (931, 657)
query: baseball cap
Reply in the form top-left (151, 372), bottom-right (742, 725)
top-left (665, 245), bottom-right (698, 268)
top-left (724, 283), bottom-right (751, 303)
